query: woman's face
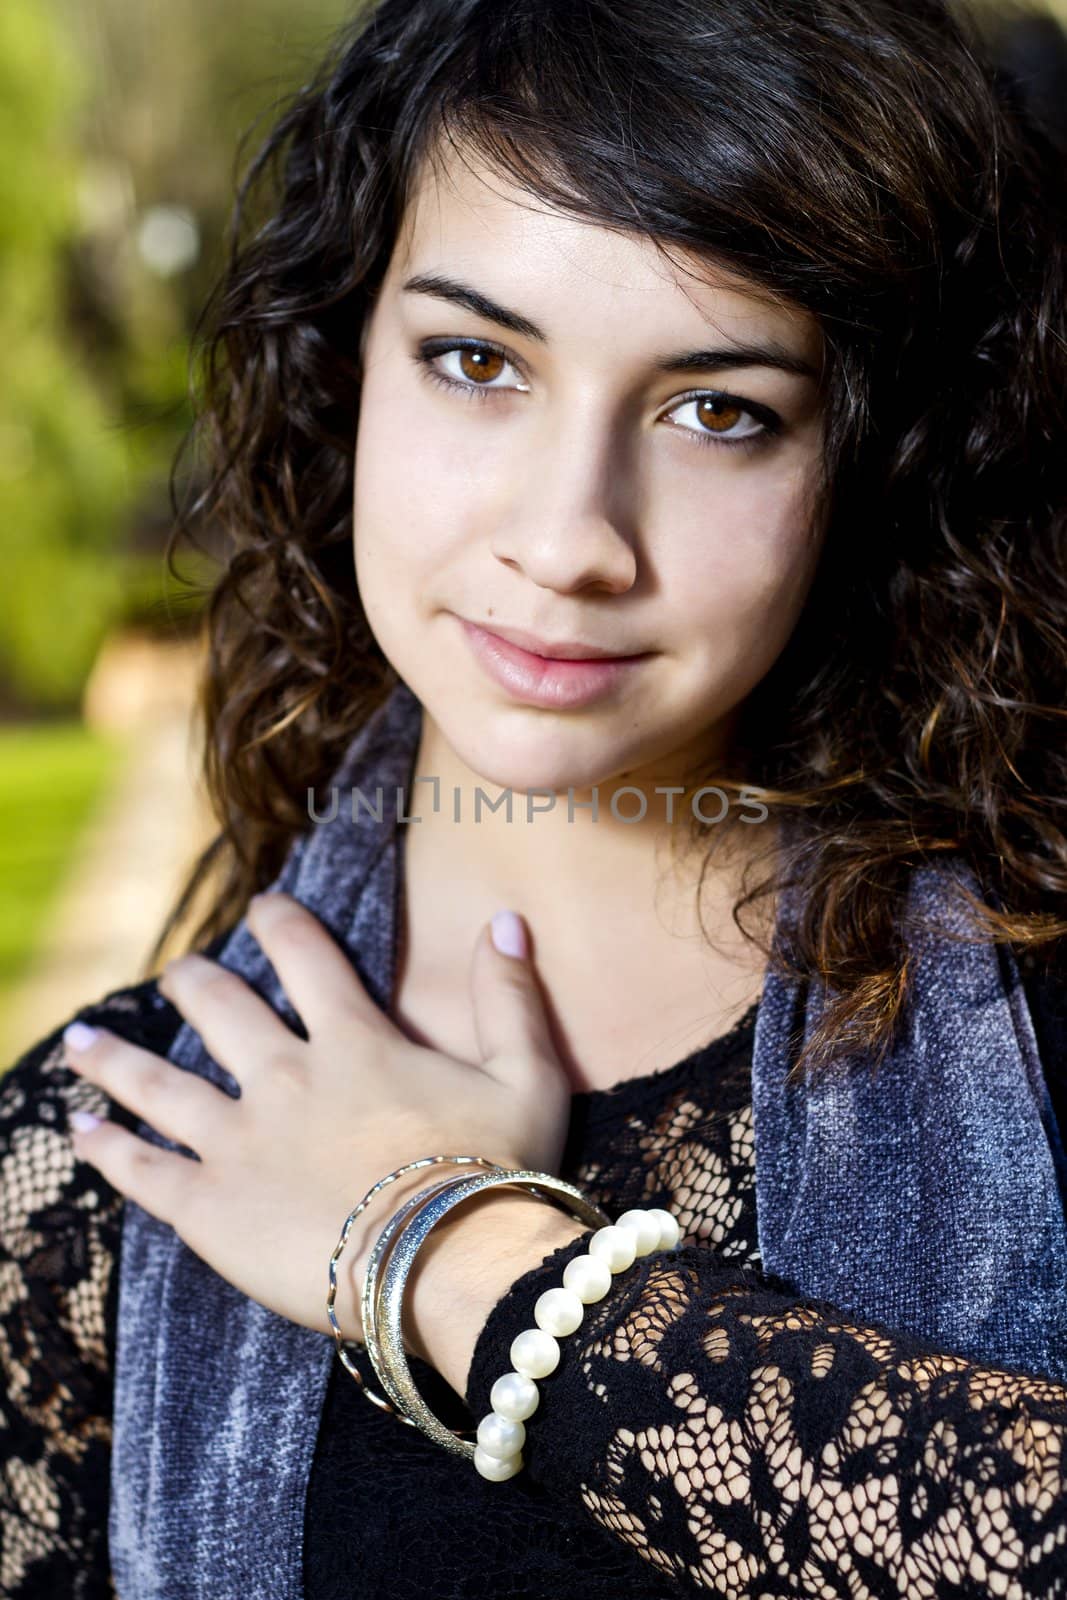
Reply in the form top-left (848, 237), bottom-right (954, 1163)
top-left (353, 146), bottom-right (827, 795)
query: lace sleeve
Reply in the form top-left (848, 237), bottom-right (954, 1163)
top-left (0, 981), bottom-right (182, 1599)
top-left (465, 1231), bottom-right (1067, 1598)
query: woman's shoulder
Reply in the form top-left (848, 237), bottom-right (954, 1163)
top-left (1, 922), bottom-right (239, 1243)
top-left (2, 973), bottom-right (184, 1129)
top-left (0, 973), bottom-right (185, 1278)
top-left (0, 927), bottom-right (235, 1200)
top-left (3, 925), bottom-right (234, 1104)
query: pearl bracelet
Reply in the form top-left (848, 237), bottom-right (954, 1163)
top-left (362, 1169), bottom-right (613, 1461)
top-left (472, 1205), bottom-right (682, 1482)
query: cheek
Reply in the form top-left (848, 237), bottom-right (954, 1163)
top-left (655, 459), bottom-right (824, 705)
top-left (662, 456), bottom-right (822, 619)
top-left (352, 397), bottom-right (437, 608)
top-left (353, 371), bottom-right (492, 589)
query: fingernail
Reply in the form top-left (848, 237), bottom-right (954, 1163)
top-left (491, 910), bottom-right (527, 960)
top-left (70, 1110), bottom-right (102, 1133)
top-left (63, 1022), bottom-right (98, 1052)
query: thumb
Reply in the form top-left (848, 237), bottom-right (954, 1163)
top-left (470, 909), bottom-right (558, 1069)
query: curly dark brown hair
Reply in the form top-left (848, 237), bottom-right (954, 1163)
top-left (151, 0), bottom-right (1067, 1081)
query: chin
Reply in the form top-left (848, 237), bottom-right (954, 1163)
top-left (442, 717), bottom-right (641, 799)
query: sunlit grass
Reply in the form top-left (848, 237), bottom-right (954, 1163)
top-left (0, 721), bottom-right (124, 1039)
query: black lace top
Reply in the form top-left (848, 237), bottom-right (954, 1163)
top-left (2, 949), bottom-right (1066, 1598)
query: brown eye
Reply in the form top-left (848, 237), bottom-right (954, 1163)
top-left (696, 396), bottom-right (744, 433)
top-left (666, 392), bottom-right (772, 449)
top-left (457, 347), bottom-right (506, 384)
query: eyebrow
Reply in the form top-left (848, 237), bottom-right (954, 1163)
top-left (401, 271), bottom-right (820, 381)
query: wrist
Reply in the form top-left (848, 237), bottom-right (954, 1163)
top-left (400, 1187), bottom-right (590, 1391)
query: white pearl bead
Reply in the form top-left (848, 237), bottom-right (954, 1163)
top-left (646, 1207), bottom-right (681, 1249)
top-left (473, 1444), bottom-right (523, 1481)
top-left (615, 1209), bottom-right (663, 1256)
top-left (476, 1410), bottom-right (526, 1459)
top-left (587, 1224), bottom-right (638, 1273)
top-left (533, 1285), bottom-right (585, 1337)
top-left (490, 1370), bottom-right (540, 1422)
top-left (563, 1254), bottom-right (614, 1305)
top-left (510, 1326), bottom-right (560, 1379)
top-left (562, 1252), bottom-right (613, 1303)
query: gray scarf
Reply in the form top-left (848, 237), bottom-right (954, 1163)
top-left (109, 674), bottom-right (1067, 1597)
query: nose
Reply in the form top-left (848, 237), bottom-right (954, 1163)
top-left (489, 429), bottom-right (638, 596)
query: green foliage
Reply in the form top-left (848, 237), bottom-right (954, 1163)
top-left (0, 721), bottom-right (122, 1020)
top-left (0, 0), bottom-right (133, 709)
top-left (0, 0), bottom-right (353, 713)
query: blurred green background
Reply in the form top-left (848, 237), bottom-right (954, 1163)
top-left (0, 0), bottom-right (353, 1057)
top-left (0, 0), bottom-right (1062, 1061)
top-left (1, 0), bottom-right (355, 716)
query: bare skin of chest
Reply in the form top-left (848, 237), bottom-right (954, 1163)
top-left (390, 866), bottom-right (769, 1096)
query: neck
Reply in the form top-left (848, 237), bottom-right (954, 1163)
top-left (399, 707), bottom-right (779, 993)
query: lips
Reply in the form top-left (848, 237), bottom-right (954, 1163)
top-left (461, 618), bottom-right (646, 662)
top-left (457, 617), bottom-right (652, 710)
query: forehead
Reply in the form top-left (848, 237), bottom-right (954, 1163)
top-left (388, 139), bottom-right (821, 360)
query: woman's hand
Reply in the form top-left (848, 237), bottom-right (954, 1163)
top-left (61, 891), bottom-right (573, 1342)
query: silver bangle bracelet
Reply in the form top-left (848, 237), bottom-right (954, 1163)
top-left (358, 1170), bottom-right (495, 1438)
top-left (325, 1154), bottom-right (506, 1421)
top-left (362, 1168), bottom-right (613, 1463)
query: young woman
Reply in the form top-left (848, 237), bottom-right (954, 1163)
top-left (3, 0), bottom-right (1067, 1595)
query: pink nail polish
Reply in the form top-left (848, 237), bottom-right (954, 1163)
top-left (491, 910), bottom-right (527, 959)
top-left (64, 1021), bottom-right (98, 1051)
top-left (70, 1110), bottom-right (102, 1134)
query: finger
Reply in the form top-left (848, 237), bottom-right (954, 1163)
top-left (68, 1109), bottom-right (203, 1231)
top-left (157, 951), bottom-right (303, 1083)
top-left (470, 912), bottom-right (560, 1070)
top-left (244, 891), bottom-right (395, 1039)
top-left (63, 1022), bottom-right (236, 1156)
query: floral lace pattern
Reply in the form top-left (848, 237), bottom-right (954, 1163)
top-left (0, 981), bottom-right (177, 1599)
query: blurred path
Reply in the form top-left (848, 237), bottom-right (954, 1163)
top-left (2, 631), bottom-right (216, 1064)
